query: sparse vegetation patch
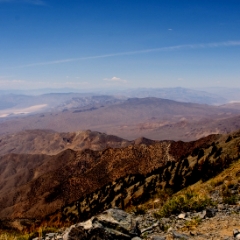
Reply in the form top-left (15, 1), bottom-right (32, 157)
top-left (154, 190), bottom-right (213, 218)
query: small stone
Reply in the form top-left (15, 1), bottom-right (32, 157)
top-left (185, 212), bottom-right (191, 217)
top-left (190, 231), bottom-right (196, 236)
top-left (160, 218), bottom-right (170, 224)
top-left (236, 233), bottom-right (240, 240)
top-left (206, 208), bottom-right (217, 218)
top-left (131, 237), bottom-right (142, 240)
top-left (218, 204), bottom-right (225, 211)
top-left (197, 210), bottom-right (206, 219)
top-left (171, 230), bottom-right (189, 239)
top-left (46, 233), bottom-right (56, 237)
top-left (150, 235), bottom-right (166, 240)
top-left (178, 213), bottom-right (186, 219)
top-left (233, 229), bottom-right (240, 237)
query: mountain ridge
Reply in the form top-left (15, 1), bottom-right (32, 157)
top-left (0, 132), bottom-right (219, 223)
top-left (0, 129), bottom-right (132, 156)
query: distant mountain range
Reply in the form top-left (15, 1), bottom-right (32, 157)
top-left (109, 87), bottom-right (227, 105)
top-left (0, 93), bottom-right (122, 111)
top-left (1, 96), bottom-right (240, 140)
top-left (0, 97), bottom-right (239, 140)
top-left (1, 87), bottom-right (240, 110)
top-left (1, 88), bottom-right (240, 154)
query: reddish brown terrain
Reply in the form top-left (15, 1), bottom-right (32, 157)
top-left (0, 129), bottom-right (133, 156)
top-left (0, 132), bottom-right (218, 222)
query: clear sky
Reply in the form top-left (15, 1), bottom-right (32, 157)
top-left (0, 0), bottom-right (240, 90)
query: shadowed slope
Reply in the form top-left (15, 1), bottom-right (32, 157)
top-left (0, 133), bottom-right (218, 221)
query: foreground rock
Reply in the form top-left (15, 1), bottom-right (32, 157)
top-left (39, 201), bottom-right (240, 240)
top-left (63, 208), bottom-right (141, 240)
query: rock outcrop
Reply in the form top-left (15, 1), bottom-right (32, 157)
top-left (39, 204), bottom-right (240, 240)
top-left (63, 208), bottom-right (141, 240)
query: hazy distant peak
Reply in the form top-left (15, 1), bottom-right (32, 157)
top-left (133, 137), bottom-right (156, 145)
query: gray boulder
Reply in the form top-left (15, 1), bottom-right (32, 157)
top-left (65, 208), bottom-right (141, 240)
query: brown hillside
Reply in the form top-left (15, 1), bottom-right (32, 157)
top-left (0, 129), bottom-right (132, 156)
top-left (0, 133), bottom-right (218, 222)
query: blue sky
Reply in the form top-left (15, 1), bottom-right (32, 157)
top-left (0, 0), bottom-right (240, 90)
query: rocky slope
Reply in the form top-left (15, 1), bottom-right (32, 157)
top-left (1, 129), bottom-right (240, 235)
top-left (33, 155), bottom-right (240, 240)
top-left (40, 130), bottom-right (240, 231)
top-left (50, 206), bottom-right (240, 240)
